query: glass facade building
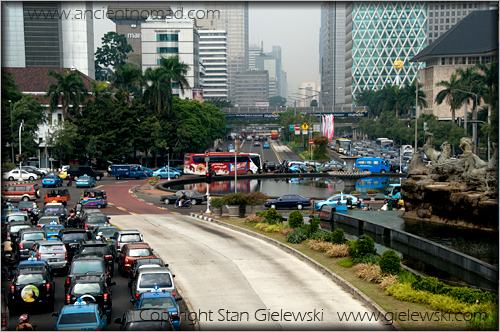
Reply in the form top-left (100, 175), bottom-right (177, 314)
top-left (346, 2), bottom-right (427, 103)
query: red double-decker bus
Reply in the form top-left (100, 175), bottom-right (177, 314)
top-left (184, 152), bottom-right (262, 176)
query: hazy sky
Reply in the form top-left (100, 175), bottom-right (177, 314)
top-left (93, 1), bottom-right (321, 97)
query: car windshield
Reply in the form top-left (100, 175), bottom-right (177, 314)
top-left (7, 215), bottom-right (27, 222)
top-left (128, 248), bottom-right (152, 257)
top-left (18, 273), bottom-right (44, 284)
top-left (81, 246), bottom-right (108, 255)
top-left (140, 297), bottom-right (175, 309)
top-left (10, 225), bottom-right (31, 233)
top-left (73, 283), bottom-right (103, 295)
top-left (23, 233), bottom-right (45, 241)
top-left (79, 177), bottom-right (91, 181)
top-left (71, 261), bottom-right (104, 274)
top-left (126, 321), bottom-right (172, 330)
top-left (63, 233), bottom-right (88, 241)
top-left (121, 234), bottom-right (141, 242)
top-left (139, 273), bottom-right (172, 288)
top-left (58, 313), bottom-right (97, 325)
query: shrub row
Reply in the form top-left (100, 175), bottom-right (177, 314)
top-left (411, 275), bottom-right (497, 305)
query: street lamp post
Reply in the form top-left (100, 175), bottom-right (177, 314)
top-left (9, 100), bottom-right (14, 163)
top-left (234, 137), bottom-right (237, 193)
top-left (415, 63), bottom-right (422, 153)
top-left (167, 147), bottom-right (170, 181)
top-left (18, 120), bottom-right (24, 181)
top-left (454, 89), bottom-right (479, 155)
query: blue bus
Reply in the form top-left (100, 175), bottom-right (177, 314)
top-left (355, 157), bottom-right (391, 173)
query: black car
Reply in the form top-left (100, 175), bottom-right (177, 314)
top-left (8, 267), bottom-right (55, 312)
top-left (59, 229), bottom-right (93, 261)
top-left (68, 165), bottom-right (104, 181)
top-left (66, 254), bottom-right (110, 292)
top-left (41, 203), bottom-right (68, 224)
top-left (127, 258), bottom-right (167, 288)
top-left (264, 194), bottom-right (312, 210)
top-left (77, 239), bottom-right (115, 276)
top-left (83, 213), bottom-right (110, 231)
top-left (66, 275), bottom-right (116, 321)
top-left (12, 259), bottom-right (52, 278)
top-left (15, 228), bottom-right (46, 261)
top-left (160, 190), bottom-right (206, 205)
top-left (4, 220), bottom-right (32, 243)
top-left (114, 309), bottom-right (176, 330)
top-left (263, 162), bottom-right (280, 173)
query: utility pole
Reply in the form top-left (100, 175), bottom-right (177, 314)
top-left (18, 120), bottom-right (24, 181)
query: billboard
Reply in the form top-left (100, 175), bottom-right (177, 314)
top-left (193, 88), bottom-right (203, 103)
top-left (255, 101), bottom-right (270, 107)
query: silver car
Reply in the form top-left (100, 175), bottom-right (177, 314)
top-left (131, 267), bottom-right (176, 299)
top-left (110, 230), bottom-right (143, 259)
top-left (32, 240), bottom-right (67, 271)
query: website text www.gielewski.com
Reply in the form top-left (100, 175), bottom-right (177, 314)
top-left (26, 7), bottom-right (220, 20)
top-left (143, 309), bottom-right (491, 325)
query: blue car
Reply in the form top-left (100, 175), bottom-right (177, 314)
top-left (289, 164), bottom-right (308, 173)
top-left (75, 175), bottom-right (96, 188)
top-left (153, 167), bottom-right (182, 179)
top-left (263, 142), bottom-right (270, 149)
top-left (42, 174), bottom-right (63, 188)
top-left (53, 298), bottom-right (107, 331)
top-left (227, 144), bottom-right (234, 152)
top-left (315, 193), bottom-right (365, 210)
top-left (132, 287), bottom-right (181, 330)
top-left (43, 222), bottom-right (65, 240)
top-left (141, 167), bottom-right (155, 177)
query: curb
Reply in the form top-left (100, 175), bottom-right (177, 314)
top-left (188, 213), bottom-right (402, 331)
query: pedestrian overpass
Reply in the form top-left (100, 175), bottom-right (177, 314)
top-left (221, 105), bottom-right (370, 119)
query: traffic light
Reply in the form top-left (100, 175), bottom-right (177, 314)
top-left (205, 164), bottom-right (212, 183)
top-left (16, 154), bottom-right (20, 162)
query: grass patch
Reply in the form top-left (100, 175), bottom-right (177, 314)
top-left (218, 218), bottom-right (478, 330)
top-left (338, 258), bottom-right (354, 267)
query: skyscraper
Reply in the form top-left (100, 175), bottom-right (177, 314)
top-left (197, 2), bottom-right (249, 102)
top-left (199, 29), bottom-right (228, 99)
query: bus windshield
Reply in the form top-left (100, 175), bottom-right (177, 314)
top-left (335, 139), bottom-right (351, 155)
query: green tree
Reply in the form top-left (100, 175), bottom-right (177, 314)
top-left (312, 136), bottom-right (329, 160)
top-left (11, 95), bottom-right (47, 159)
top-left (142, 66), bottom-right (171, 116)
top-left (435, 73), bottom-right (462, 125)
top-left (95, 32), bottom-right (133, 80)
top-left (49, 121), bottom-right (79, 164)
top-left (269, 96), bottom-right (286, 107)
top-left (46, 69), bottom-right (87, 120)
top-left (310, 99), bottom-right (318, 107)
top-left (159, 55), bottom-right (191, 114)
top-left (204, 98), bottom-right (234, 109)
top-left (111, 63), bottom-right (143, 98)
top-left (355, 89), bottom-right (380, 117)
top-left (379, 84), bottom-right (410, 117)
top-left (1, 69), bottom-right (23, 162)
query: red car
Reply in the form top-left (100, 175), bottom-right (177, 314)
top-left (117, 243), bottom-right (154, 276)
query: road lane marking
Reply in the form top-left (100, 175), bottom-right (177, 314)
top-left (117, 207), bottom-right (127, 212)
top-left (130, 212), bottom-right (138, 215)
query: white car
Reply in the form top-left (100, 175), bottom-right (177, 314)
top-left (2, 169), bottom-right (38, 181)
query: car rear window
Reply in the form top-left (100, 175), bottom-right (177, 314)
top-left (7, 215), bottom-right (27, 222)
top-left (62, 233), bottom-right (88, 241)
top-left (73, 283), bottom-right (103, 295)
top-left (10, 225), bottom-right (31, 233)
top-left (18, 273), bottom-right (44, 284)
top-left (121, 234), bottom-right (141, 242)
top-left (128, 248), bottom-right (152, 257)
top-left (23, 233), bottom-right (45, 241)
top-left (140, 297), bottom-right (175, 309)
top-left (87, 216), bottom-right (108, 224)
top-left (71, 261), bottom-right (105, 274)
top-left (43, 207), bottom-right (65, 215)
top-left (40, 245), bottom-right (65, 253)
top-left (38, 218), bottom-right (58, 225)
top-left (59, 313), bottom-right (97, 325)
top-left (81, 246), bottom-right (108, 255)
top-left (97, 228), bottom-right (117, 238)
top-left (139, 273), bottom-right (172, 288)
top-left (126, 321), bottom-right (172, 330)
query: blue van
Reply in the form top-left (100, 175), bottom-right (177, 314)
top-left (384, 184), bottom-right (402, 200)
top-left (355, 157), bottom-right (391, 173)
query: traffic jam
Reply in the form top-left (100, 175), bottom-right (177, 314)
top-left (1, 197), bottom-right (184, 331)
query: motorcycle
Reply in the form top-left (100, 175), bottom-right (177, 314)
top-left (67, 175), bottom-right (73, 186)
top-left (174, 199), bottom-right (192, 209)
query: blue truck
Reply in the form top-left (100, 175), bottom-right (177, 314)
top-left (110, 165), bottom-right (148, 180)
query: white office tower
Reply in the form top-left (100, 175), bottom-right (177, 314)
top-left (199, 29), bottom-right (228, 99)
top-left (141, 17), bottom-right (200, 100)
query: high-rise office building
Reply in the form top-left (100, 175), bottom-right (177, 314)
top-left (199, 29), bottom-right (228, 99)
top-left (2, 1), bottom-right (95, 79)
top-left (248, 44), bottom-right (262, 70)
top-left (426, 2), bottom-right (495, 45)
top-left (197, 2), bottom-right (249, 103)
top-left (345, 1), bottom-right (427, 104)
top-left (320, 2), bottom-right (347, 107)
top-left (232, 70), bottom-right (269, 107)
top-left (255, 52), bottom-right (278, 98)
top-left (141, 17), bottom-right (200, 100)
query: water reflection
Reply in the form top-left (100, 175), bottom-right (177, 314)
top-left (170, 176), bottom-right (404, 197)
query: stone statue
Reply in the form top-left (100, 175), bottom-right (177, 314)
top-left (421, 131), bottom-right (441, 163)
top-left (459, 137), bottom-right (488, 181)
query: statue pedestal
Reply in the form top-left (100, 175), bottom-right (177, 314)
top-left (341, 155), bottom-right (362, 173)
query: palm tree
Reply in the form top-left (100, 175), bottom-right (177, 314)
top-left (46, 69), bottom-right (88, 120)
top-left (379, 85), bottom-right (407, 117)
top-left (142, 66), bottom-right (171, 116)
top-left (474, 62), bottom-right (498, 125)
top-left (159, 55), bottom-right (191, 96)
top-left (435, 73), bottom-right (462, 125)
top-left (111, 63), bottom-right (143, 98)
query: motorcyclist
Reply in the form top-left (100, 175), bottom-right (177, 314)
top-left (177, 191), bottom-right (188, 207)
top-left (16, 314), bottom-right (35, 331)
